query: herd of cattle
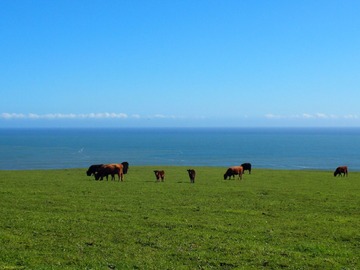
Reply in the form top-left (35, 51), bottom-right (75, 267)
top-left (86, 162), bottom-right (348, 183)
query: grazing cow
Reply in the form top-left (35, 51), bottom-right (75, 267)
top-left (241, 163), bottom-right (252, 174)
top-left (224, 166), bottom-right (244, 180)
top-left (334, 166), bottom-right (348, 177)
top-left (86, 164), bottom-right (104, 177)
top-left (154, 170), bottom-right (165, 182)
top-left (95, 164), bottom-right (124, 181)
top-left (187, 169), bottom-right (196, 183)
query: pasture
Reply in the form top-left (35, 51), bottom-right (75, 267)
top-left (0, 167), bottom-right (359, 269)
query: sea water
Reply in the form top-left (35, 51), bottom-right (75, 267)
top-left (0, 127), bottom-right (360, 171)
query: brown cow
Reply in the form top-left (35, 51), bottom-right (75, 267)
top-left (154, 170), bottom-right (165, 182)
top-left (187, 169), bottom-right (196, 183)
top-left (224, 166), bottom-right (244, 180)
top-left (95, 164), bottom-right (124, 181)
top-left (334, 166), bottom-right (348, 177)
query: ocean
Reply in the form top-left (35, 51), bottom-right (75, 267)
top-left (1, 127), bottom-right (360, 171)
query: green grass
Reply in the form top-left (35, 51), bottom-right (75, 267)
top-left (0, 167), bottom-right (359, 269)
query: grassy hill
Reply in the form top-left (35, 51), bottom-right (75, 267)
top-left (0, 167), bottom-right (359, 269)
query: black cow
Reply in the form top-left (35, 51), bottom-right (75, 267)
top-left (241, 163), bottom-right (252, 174)
top-left (86, 164), bottom-right (103, 177)
top-left (121, 161), bottom-right (129, 174)
top-left (187, 169), bottom-right (196, 183)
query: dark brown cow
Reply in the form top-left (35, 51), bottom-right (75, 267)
top-left (334, 166), bottom-right (348, 177)
top-left (154, 170), bottom-right (165, 182)
top-left (241, 163), bottom-right (252, 174)
top-left (86, 164), bottom-right (103, 177)
top-left (95, 164), bottom-right (124, 181)
top-left (224, 166), bottom-right (244, 180)
top-left (187, 169), bottom-right (196, 183)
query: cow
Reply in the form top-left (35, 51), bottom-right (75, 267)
top-left (95, 164), bottom-right (124, 181)
top-left (241, 163), bottom-right (252, 174)
top-left (224, 166), bottom-right (244, 180)
top-left (86, 164), bottom-right (103, 177)
top-left (154, 170), bottom-right (165, 182)
top-left (122, 161), bottom-right (129, 174)
top-left (334, 166), bottom-right (348, 177)
top-left (187, 169), bottom-right (196, 183)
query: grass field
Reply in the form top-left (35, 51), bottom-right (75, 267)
top-left (0, 167), bottom-right (359, 269)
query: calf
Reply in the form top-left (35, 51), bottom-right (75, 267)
top-left (154, 170), bottom-right (165, 182)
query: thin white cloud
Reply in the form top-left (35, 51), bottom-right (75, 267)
top-left (264, 113), bottom-right (281, 119)
top-left (152, 114), bottom-right (178, 119)
top-left (265, 113), bottom-right (360, 120)
top-left (2, 112), bottom-right (359, 122)
top-left (153, 114), bottom-right (167, 119)
top-left (0, 112), bottom-right (129, 120)
top-left (301, 113), bottom-right (314, 119)
top-left (315, 113), bottom-right (328, 119)
top-left (1, 113), bottom-right (26, 119)
top-left (344, 114), bottom-right (359, 119)
top-left (131, 114), bottom-right (141, 119)
top-left (0, 112), bottom-right (183, 120)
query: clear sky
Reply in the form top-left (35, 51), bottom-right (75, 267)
top-left (1, 0), bottom-right (359, 128)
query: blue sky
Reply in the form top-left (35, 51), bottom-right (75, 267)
top-left (1, 0), bottom-right (359, 128)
